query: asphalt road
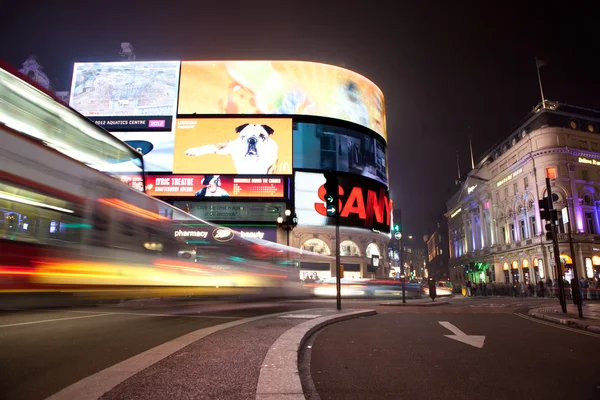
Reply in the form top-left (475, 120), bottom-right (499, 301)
top-left (308, 298), bottom-right (600, 400)
top-left (0, 299), bottom-right (310, 400)
top-left (0, 295), bottom-right (585, 400)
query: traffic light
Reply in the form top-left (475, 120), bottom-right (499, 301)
top-left (393, 224), bottom-right (400, 232)
top-left (538, 198), bottom-right (551, 221)
top-left (539, 194), bottom-right (559, 241)
top-left (323, 172), bottom-right (339, 217)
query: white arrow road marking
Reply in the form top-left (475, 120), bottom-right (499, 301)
top-left (439, 321), bottom-right (485, 348)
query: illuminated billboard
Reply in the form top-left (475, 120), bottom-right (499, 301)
top-left (295, 172), bottom-right (392, 233)
top-left (145, 175), bottom-right (284, 198)
top-left (173, 224), bottom-right (277, 242)
top-left (178, 61), bottom-right (386, 141)
top-left (174, 201), bottom-right (286, 222)
top-left (293, 122), bottom-right (387, 185)
top-left (69, 61), bottom-right (180, 130)
top-left (111, 131), bottom-right (174, 172)
top-left (173, 118), bottom-right (292, 175)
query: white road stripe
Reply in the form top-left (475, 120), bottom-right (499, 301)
top-left (63, 310), bottom-right (239, 319)
top-left (0, 313), bottom-right (114, 328)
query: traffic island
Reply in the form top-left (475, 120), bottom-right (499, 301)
top-left (528, 307), bottom-right (600, 334)
top-left (379, 300), bottom-right (450, 307)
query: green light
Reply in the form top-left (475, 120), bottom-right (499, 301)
top-left (229, 256), bottom-right (245, 262)
top-left (63, 223), bottom-right (93, 229)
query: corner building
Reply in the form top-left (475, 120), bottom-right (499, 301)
top-left (69, 60), bottom-right (392, 279)
top-left (446, 102), bottom-right (600, 287)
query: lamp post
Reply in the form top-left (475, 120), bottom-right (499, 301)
top-left (277, 208), bottom-right (298, 248)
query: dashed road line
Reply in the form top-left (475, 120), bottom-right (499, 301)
top-left (0, 313), bottom-right (115, 328)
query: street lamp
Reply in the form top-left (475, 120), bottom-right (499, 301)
top-left (277, 209), bottom-right (298, 247)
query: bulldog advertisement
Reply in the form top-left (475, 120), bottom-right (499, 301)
top-left (172, 118), bottom-right (292, 175)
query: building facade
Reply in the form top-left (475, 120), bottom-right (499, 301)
top-left (447, 101), bottom-right (600, 286)
top-left (67, 60), bottom-right (392, 279)
top-left (427, 221), bottom-right (449, 280)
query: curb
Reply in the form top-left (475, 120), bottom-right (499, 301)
top-left (46, 309), bottom-right (320, 400)
top-left (379, 301), bottom-right (450, 307)
top-left (255, 309), bottom-right (376, 400)
top-left (528, 309), bottom-right (600, 333)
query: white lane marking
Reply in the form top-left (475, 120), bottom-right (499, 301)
top-left (516, 313), bottom-right (600, 338)
top-left (0, 313), bottom-right (114, 328)
top-left (45, 309), bottom-right (324, 400)
top-left (439, 321), bottom-right (486, 348)
top-left (63, 310), bottom-right (239, 319)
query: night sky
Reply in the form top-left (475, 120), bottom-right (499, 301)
top-left (2, 1), bottom-right (599, 239)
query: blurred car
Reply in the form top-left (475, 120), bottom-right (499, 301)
top-left (308, 277), bottom-right (424, 298)
top-left (423, 280), bottom-right (454, 297)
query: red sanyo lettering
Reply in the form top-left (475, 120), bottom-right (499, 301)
top-left (315, 184), bottom-right (392, 226)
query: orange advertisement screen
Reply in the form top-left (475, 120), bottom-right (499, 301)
top-left (178, 61), bottom-right (386, 141)
top-left (173, 118), bottom-right (292, 175)
top-left (145, 175), bottom-right (284, 198)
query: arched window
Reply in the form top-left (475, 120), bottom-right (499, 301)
top-left (340, 240), bottom-right (361, 256)
top-left (301, 238), bottom-right (331, 255)
top-left (365, 243), bottom-right (380, 258)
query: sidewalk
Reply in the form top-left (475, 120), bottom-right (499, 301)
top-left (46, 307), bottom-right (375, 400)
top-left (528, 302), bottom-right (600, 333)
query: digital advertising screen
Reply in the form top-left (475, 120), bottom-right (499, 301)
top-left (293, 122), bottom-right (387, 185)
top-left (111, 131), bottom-right (174, 172)
top-left (69, 61), bottom-right (180, 130)
top-left (177, 61), bottom-right (386, 141)
top-left (144, 175), bottom-right (284, 198)
top-left (172, 118), bottom-right (293, 175)
top-left (295, 171), bottom-right (392, 233)
top-left (173, 201), bottom-right (287, 222)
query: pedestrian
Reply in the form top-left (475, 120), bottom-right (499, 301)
top-left (482, 281), bottom-right (487, 296)
top-left (538, 280), bottom-right (545, 298)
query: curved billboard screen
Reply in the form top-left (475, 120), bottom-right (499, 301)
top-left (295, 171), bottom-right (392, 233)
top-left (178, 61), bottom-right (386, 141)
top-left (293, 122), bottom-right (387, 186)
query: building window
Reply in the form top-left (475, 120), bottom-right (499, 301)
top-left (530, 216), bottom-right (537, 236)
top-left (340, 240), bottom-right (361, 256)
top-left (504, 187), bottom-right (509, 199)
top-left (546, 167), bottom-right (557, 179)
top-left (582, 169), bottom-right (589, 181)
top-left (520, 220), bottom-right (527, 239)
top-left (580, 140), bottom-right (588, 150)
top-left (585, 212), bottom-right (595, 234)
top-left (501, 226), bottom-right (507, 244)
top-left (513, 182), bottom-right (518, 194)
top-left (496, 192), bottom-right (500, 203)
top-left (524, 176), bottom-right (529, 188)
top-left (591, 142), bottom-right (598, 151)
top-left (510, 224), bottom-right (516, 242)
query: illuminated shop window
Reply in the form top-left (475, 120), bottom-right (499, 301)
top-left (301, 238), bottom-right (331, 255)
